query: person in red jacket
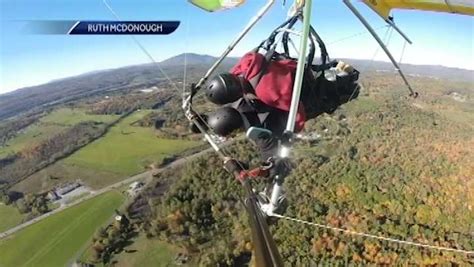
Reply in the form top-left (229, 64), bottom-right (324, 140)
top-left (200, 52), bottom-right (360, 176)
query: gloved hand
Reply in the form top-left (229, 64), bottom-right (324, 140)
top-left (267, 157), bottom-right (293, 179)
top-left (249, 130), bottom-right (278, 162)
top-left (335, 61), bottom-right (354, 74)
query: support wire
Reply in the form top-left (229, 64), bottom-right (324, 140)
top-left (102, 0), bottom-right (242, 170)
top-left (272, 213), bottom-right (474, 255)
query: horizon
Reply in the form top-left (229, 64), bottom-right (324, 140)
top-left (1, 0), bottom-right (473, 94)
top-left (1, 51), bottom-right (473, 96)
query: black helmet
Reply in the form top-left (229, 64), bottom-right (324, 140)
top-left (206, 73), bottom-right (246, 105)
top-left (207, 107), bottom-right (244, 136)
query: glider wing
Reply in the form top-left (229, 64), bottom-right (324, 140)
top-left (362, 0), bottom-right (474, 19)
top-left (189, 0), bottom-right (245, 12)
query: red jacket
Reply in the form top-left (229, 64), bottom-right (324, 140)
top-left (230, 52), bottom-right (306, 132)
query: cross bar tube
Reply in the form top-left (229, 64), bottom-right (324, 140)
top-left (386, 19), bottom-right (412, 44)
top-left (193, 0), bottom-right (276, 91)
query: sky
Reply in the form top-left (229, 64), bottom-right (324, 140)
top-left (0, 0), bottom-right (473, 94)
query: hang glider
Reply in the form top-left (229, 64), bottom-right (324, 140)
top-left (362, 0), bottom-right (474, 19)
top-left (189, 0), bottom-right (245, 12)
top-left (101, 0), bottom-right (474, 264)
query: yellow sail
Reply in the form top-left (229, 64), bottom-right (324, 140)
top-left (362, 0), bottom-right (474, 19)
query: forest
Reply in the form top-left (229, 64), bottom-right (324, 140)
top-left (1, 54), bottom-right (472, 265)
top-left (0, 88), bottom-right (178, 188)
top-left (118, 79), bottom-right (473, 265)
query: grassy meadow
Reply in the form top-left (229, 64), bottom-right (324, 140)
top-left (63, 110), bottom-right (199, 175)
top-left (113, 237), bottom-right (183, 267)
top-left (40, 108), bottom-right (118, 126)
top-left (0, 124), bottom-right (64, 157)
top-left (79, 234), bottom-right (186, 267)
top-left (0, 108), bottom-right (119, 157)
top-left (13, 110), bottom-right (200, 193)
top-left (0, 191), bottom-right (124, 267)
top-left (0, 204), bottom-right (24, 233)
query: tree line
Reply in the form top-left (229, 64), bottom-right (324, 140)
top-left (121, 94), bottom-right (473, 265)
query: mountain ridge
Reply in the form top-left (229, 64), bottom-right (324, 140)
top-left (0, 53), bottom-right (472, 120)
top-left (3, 53), bottom-right (472, 97)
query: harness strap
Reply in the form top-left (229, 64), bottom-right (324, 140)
top-left (232, 95), bottom-right (271, 129)
top-left (238, 166), bottom-right (270, 182)
top-left (311, 60), bottom-right (338, 72)
top-left (248, 46), bottom-right (275, 90)
top-left (282, 16), bottom-right (300, 58)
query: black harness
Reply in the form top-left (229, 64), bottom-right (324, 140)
top-left (230, 12), bottom-right (360, 134)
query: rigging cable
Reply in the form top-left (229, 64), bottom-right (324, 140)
top-left (102, 0), bottom-right (180, 93)
top-left (100, 0), bottom-right (469, 261)
top-left (271, 213), bottom-right (474, 255)
top-left (101, 3), bottom-right (284, 264)
top-left (370, 25), bottom-right (394, 65)
top-left (350, 25), bottom-right (393, 100)
top-left (327, 25), bottom-right (389, 46)
top-left (270, 12), bottom-right (468, 258)
top-left (183, 2), bottom-right (190, 94)
top-left (399, 40), bottom-right (407, 65)
top-left (102, 0), bottom-right (247, 172)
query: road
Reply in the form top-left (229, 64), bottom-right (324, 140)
top-left (0, 144), bottom-right (224, 239)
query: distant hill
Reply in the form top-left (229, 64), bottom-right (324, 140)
top-left (160, 53), bottom-right (238, 66)
top-left (0, 65), bottom-right (158, 120)
top-left (336, 58), bottom-right (473, 82)
top-left (0, 53), bottom-right (472, 121)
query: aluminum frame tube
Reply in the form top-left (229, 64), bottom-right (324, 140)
top-left (386, 19), bottom-right (412, 44)
top-left (284, 0), bottom-right (313, 134)
top-left (265, 0), bottom-right (313, 216)
top-left (194, 0), bottom-right (276, 90)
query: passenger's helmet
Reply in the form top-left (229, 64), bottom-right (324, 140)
top-left (207, 106), bottom-right (244, 136)
top-left (206, 73), bottom-right (248, 105)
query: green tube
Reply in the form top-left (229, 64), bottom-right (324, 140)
top-left (285, 0), bottom-right (312, 133)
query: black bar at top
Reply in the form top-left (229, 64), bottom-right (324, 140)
top-left (69, 21), bottom-right (180, 35)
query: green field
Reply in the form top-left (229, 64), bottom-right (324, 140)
top-left (0, 204), bottom-right (24, 233)
top-left (0, 124), bottom-right (64, 157)
top-left (114, 237), bottom-right (177, 267)
top-left (40, 108), bottom-right (118, 126)
top-left (80, 234), bottom-right (185, 267)
top-left (64, 110), bottom-right (200, 175)
top-left (0, 108), bottom-right (118, 157)
top-left (13, 163), bottom-right (124, 193)
top-left (0, 191), bottom-right (125, 267)
top-left (12, 109), bottom-right (200, 194)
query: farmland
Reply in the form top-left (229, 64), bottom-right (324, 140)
top-left (12, 109), bottom-right (200, 193)
top-left (0, 191), bottom-right (124, 267)
top-left (79, 234), bottom-right (186, 267)
top-left (0, 124), bottom-right (63, 157)
top-left (64, 110), bottom-right (200, 175)
top-left (40, 108), bottom-right (119, 126)
top-left (0, 204), bottom-right (24, 233)
top-left (0, 108), bottom-right (119, 157)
